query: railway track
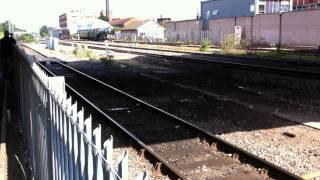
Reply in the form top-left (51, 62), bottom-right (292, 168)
top-left (61, 40), bottom-right (320, 79)
top-left (112, 40), bottom-right (320, 56)
top-left (22, 45), bottom-right (302, 179)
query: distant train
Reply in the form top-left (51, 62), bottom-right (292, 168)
top-left (76, 19), bottom-right (115, 41)
top-left (77, 28), bottom-right (115, 41)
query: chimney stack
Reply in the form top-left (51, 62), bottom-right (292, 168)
top-left (106, 0), bottom-right (110, 21)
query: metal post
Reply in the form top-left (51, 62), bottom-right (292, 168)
top-left (278, 13), bottom-right (282, 51)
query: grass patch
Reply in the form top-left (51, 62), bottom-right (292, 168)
top-left (200, 38), bottom-right (212, 52)
top-left (18, 34), bottom-right (35, 43)
top-left (221, 34), bottom-right (249, 54)
top-left (72, 47), bottom-right (98, 60)
top-left (253, 51), bottom-right (320, 61)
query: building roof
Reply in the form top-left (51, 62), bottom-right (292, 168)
top-left (121, 20), bottom-right (149, 30)
top-left (110, 18), bottom-right (134, 26)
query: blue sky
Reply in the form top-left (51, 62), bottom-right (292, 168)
top-left (0, 0), bottom-right (202, 31)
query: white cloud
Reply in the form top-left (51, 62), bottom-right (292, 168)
top-left (0, 0), bottom-right (201, 32)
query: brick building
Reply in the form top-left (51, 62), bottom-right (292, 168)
top-left (293, 0), bottom-right (320, 10)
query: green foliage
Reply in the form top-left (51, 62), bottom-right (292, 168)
top-left (112, 26), bottom-right (121, 32)
top-left (99, 56), bottom-right (115, 65)
top-left (72, 47), bottom-right (98, 60)
top-left (18, 34), bottom-right (35, 43)
top-left (40, 25), bottom-right (48, 37)
top-left (175, 40), bottom-right (184, 47)
top-left (254, 51), bottom-right (320, 61)
top-left (187, 38), bottom-right (193, 45)
top-left (200, 38), bottom-right (212, 52)
top-left (0, 21), bottom-right (9, 32)
top-left (221, 34), bottom-right (249, 51)
top-left (0, 32), bottom-right (3, 39)
top-left (98, 11), bottom-right (109, 22)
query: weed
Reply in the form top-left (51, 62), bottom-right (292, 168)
top-left (72, 47), bottom-right (98, 60)
top-left (200, 38), bottom-right (212, 52)
top-left (221, 34), bottom-right (249, 54)
top-left (100, 56), bottom-right (115, 65)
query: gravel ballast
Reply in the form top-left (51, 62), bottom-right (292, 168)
top-left (24, 43), bottom-right (320, 178)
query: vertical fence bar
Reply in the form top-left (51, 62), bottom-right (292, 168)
top-left (76, 108), bottom-right (84, 179)
top-left (103, 136), bottom-right (114, 180)
top-left (117, 150), bottom-right (128, 180)
top-left (78, 109), bottom-right (86, 179)
top-left (93, 125), bottom-right (103, 180)
top-left (84, 116), bottom-right (93, 180)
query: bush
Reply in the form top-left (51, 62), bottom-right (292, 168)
top-left (221, 34), bottom-right (249, 51)
top-left (99, 56), bottom-right (115, 65)
top-left (72, 47), bottom-right (97, 60)
top-left (187, 38), bottom-right (193, 45)
top-left (200, 38), bottom-right (212, 52)
top-left (0, 32), bottom-right (3, 39)
top-left (18, 34), bottom-right (35, 43)
top-left (175, 40), bottom-right (184, 47)
top-left (86, 50), bottom-right (98, 60)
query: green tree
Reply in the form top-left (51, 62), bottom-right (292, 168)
top-left (98, 10), bottom-right (109, 22)
top-left (40, 25), bottom-right (48, 37)
top-left (18, 34), bottom-right (35, 43)
top-left (0, 21), bottom-right (9, 32)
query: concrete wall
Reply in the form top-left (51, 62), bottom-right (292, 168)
top-left (208, 9), bottom-right (320, 47)
top-left (209, 17), bottom-right (235, 45)
top-left (282, 10), bottom-right (320, 46)
top-left (166, 20), bottom-right (201, 43)
top-left (252, 13), bottom-right (280, 45)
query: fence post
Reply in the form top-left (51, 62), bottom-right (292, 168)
top-left (278, 13), bottom-right (283, 50)
top-left (117, 150), bottom-right (128, 180)
top-left (72, 102), bottom-right (79, 180)
top-left (103, 136), bottom-right (114, 180)
top-left (62, 97), bottom-right (72, 180)
top-left (74, 108), bottom-right (84, 180)
top-left (78, 108), bottom-right (86, 179)
top-left (93, 125), bottom-right (103, 180)
top-left (84, 116), bottom-right (93, 180)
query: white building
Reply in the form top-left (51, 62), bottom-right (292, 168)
top-left (59, 9), bottom-right (99, 39)
top-left (120, 20), bottom-right (165, 42)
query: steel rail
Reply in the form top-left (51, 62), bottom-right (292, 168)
top-left (24, 45), bottom-right (303, 180)
top-left (67, 40), bottom-right (320, 67)
top-left (60, 41), bottom-right (320, 80)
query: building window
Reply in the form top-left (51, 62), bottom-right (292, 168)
top-left (259, 5), bottom-right (265, 13)
top-left (206, 11), bottom-right (210, 19)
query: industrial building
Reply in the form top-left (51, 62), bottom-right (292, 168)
top-left (293, 0), bottom-right (320, 10)
top-left (201, 0), bottom-right (293, 29)
top-left (59, 9), bottom-right (99, 39)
